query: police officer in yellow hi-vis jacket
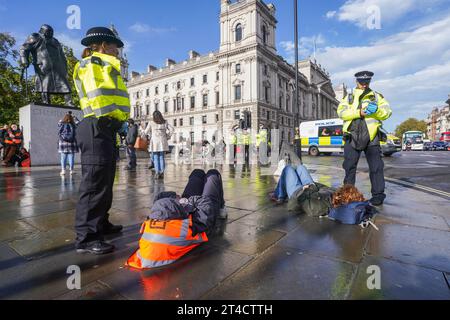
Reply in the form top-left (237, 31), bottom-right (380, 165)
top-left (338, 71), bottom-right (392, 206)
top-left (73, 27), bottom-right (130, 254)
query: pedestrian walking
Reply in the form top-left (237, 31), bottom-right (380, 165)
top-left (337, 71), bottom-right (392, 206)
top-left (72, 26), bottom-right (130, 255)
top-left (58, 113), bottom-right (78, 176)
top-left (143, 110), bottom-right (174, 179)
top-left (124, 119), bottom-right (138, 171)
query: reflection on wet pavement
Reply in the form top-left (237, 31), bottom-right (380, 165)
top-left (0, 160), bottom-right (449, 300)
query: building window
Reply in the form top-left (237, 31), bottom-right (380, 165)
top-left (216, 92), bottom-right (220, 105)
top-left (146, 104), bottom-right (150, 115)
top-left (155, 87), bottom-right (159, 95)
top-left (177, 81), bottom-right (181, 90)
top-left (136, 91), bottom-right (140, 99)
top-left (234, 110), bottom-right (240, 120)
top-left (236, 63), bottom-right (241, 74)
top-left (190, 132), bottom-right (194, 145)
top-left (146, 89), bottom-right (150, 97)
top-left (216, 114), bottom-right (219, 122)
top-left (202, 115), bottom-right (207, 124)
top-left (190, 96), bottom-right (195, 109)
top-left (279, 96), bottom-right (283, 109)
top-left (139, 105), bottom-right (143, 117)
top-left (173, 119), bottom-right (177, 127)
top-left (190, 117), bottom-right (194, 126)
top-left (278, 77), bottom-right (282, 88)
top-left (164, 84), bottom-right (169, 93)
top-left (173, 99), bottom-right (176, 112)
top-left (176, 97), bottom-right (182, 111)
top-left (164, 101), bottom-right (168, 113)
top-left (180, 118), bottom-right (183, 127)
top-left (286, 95), bottom-right (290, 112)
top-left (264, 64), bottom-right (268, 76)
top-left (216, 71), bottom-right (220, 81)
top-left (265, 87), bottom-right (270, 102)
top-left (203, 74), bottom-right (208, 84)
top-left (267, 110), bottom-right (270, 120)
top-left (203, 94), bottom-right (208, 108)
top-left (190, 77), bottom-right (195, 87)
top-left (262, 25), bottom-right (267, 44)
top-left (235, 85), bottom-right (242, 101)
top-left (235, 23), bottom-right (242, 42)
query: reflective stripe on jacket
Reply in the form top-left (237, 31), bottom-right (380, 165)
top-left (126, 216), bottom-right (208, 269)
top-left (337, 88), bottom-right (392, 141)
top-left (73, 51), bottom-right (130, 122)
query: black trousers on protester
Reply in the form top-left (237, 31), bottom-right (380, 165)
top-left (343, 141), bottom-right (386, 201)
top-left (75, 117), bottom-right (120, 247)
top-left (182, 169), bottom-right (225, 210)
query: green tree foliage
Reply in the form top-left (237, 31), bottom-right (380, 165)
top-left (0, 33), bottom-right (80, 125)
top-left (0, 33), bottom-right (35, 125)
top-left (395, 118), bottom-right (428, 138)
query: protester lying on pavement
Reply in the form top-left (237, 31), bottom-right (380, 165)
top-left (326, 184), bottom-right (379, 230)
top-left (126, 169), bottom-right (227, 269)
top-left (270, 165), bottom-right (379, 227)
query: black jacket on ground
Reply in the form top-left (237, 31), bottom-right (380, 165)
top-left (148, 195), bottom-right (217, 237)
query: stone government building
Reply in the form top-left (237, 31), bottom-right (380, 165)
top-left (128, 0), bottom-right (338, 146)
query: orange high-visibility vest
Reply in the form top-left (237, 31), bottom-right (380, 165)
top-left (126, 216), bottom-right (208, 269)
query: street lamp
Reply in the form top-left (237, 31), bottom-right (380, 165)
top-left (293, 0), bottom-right (302, 161)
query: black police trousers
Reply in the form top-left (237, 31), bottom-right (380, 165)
top-left (75, 117), bottom-right (119, 247)
top-left (343, 141), bottom-right (386, 200)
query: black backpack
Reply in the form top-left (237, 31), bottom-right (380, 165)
top-left (59, 123), bottom-right (75, 142)
top-left (288, 183), bottom-right (333, 217)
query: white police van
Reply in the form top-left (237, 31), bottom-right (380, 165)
top-left (300, 119), bottom-right (344, 156)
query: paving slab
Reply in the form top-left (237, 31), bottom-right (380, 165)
top-left (350, 256), bottom-right (450, 300)
top-left (99, 246), bottom-right (253, 300)
top-left (210, 220), bottom-right (286, 256)
top-left (367, 224), bottom-right (450, 273)
top-left (55, 281), bottom-right (127, 300)
top-left (236, 206), bottom-right (303, 233)
top-left (0, 219), bottom-right (39, 242)
top-left (203, 245), bottom-right (355, 300)
top-left (8, 227), bottom-right (76, 259)
top-left (277, 217), bottom-right (370, 263)
top-left (23, 210), bottom-right (75, 231)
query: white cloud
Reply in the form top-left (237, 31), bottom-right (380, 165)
top-left (327, 0), bottom-right (443, 28)
top-left (279, 13), bottom-right (450, 131)
top-left (279, 34), bottom-right (326, 62)
top-left (129, 23), bottom-right (176, 35)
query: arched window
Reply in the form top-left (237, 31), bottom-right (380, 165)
top-left (235, 23), bottom-right (243, 42)
top-left (262, 25), bottom-right (267, 44)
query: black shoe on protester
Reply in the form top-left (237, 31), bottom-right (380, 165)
top-left (76, 241), bottom-right (115, 255)
top-left (103, 224), bottom-right (123, 235)
top-left (369, 197), bottom-right (385, 206)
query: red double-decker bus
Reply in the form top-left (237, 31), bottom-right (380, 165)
top-left (440, 132), bottom-right (450, 142)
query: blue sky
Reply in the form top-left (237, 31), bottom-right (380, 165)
top-left (1, 0), bottom-right (450, 132)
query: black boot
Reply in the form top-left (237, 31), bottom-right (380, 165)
top-left (76, 241), bottom-right (115, 255)
top-left (103, 223), bottom-right (123, 235)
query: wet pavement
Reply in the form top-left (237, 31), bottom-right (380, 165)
top-left (0, 156), bottom-right (449, 300)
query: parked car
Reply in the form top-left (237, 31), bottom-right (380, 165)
top-left (446, 142), bottom-right (450, 151)
top-left (430, 141), bottom-right (447, 151)
top-left (423, 142), bottom-right (433, 151)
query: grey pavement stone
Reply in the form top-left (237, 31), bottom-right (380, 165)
top-left (350, 256), bottom-right (450, 300)
top-left (99, 245), bottom-right (253, 300)
top-left (277, 217), bottom-right (370, 263)
top-left (203, 245), bottom-right (355, 300)
top-left (367, 224), bottom-right (450, 273)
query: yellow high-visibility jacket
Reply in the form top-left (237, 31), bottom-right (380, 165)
top-left (337, 88), bottom-right (392, 141)
top-left (73, 51), bottom-right (130, 121)
top-left (256, 130), bottom-right (268, 147)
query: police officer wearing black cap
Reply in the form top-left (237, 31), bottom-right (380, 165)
top-left (72, 27), bottom-right (130, 254)
top-left (337, 71), bottom-right (392, 206)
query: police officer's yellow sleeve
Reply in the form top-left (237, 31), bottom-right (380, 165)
top-left (373, 93), bottom-right (392, 121)
top-left (337, 97), bottom-right (361, 121)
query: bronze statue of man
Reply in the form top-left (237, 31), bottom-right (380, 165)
top-left (20, 24), bottom-right (72, 106)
